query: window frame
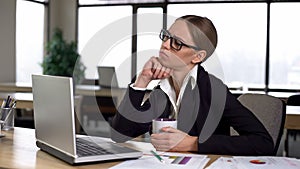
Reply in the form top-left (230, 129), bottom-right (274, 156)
top-left (77, 0), bottom-right (300, 93)
top-left (16, 0), bottom-right (48, 83)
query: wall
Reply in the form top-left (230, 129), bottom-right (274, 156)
top-left (49, 0), bottom-right (76, 42)
top-left (0, 0), bottom-right (16, 82)
top-left (0, 0), bottom-right (77, 83)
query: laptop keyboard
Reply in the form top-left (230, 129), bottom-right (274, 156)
top-left (76, 138), bottom-right (113, 157)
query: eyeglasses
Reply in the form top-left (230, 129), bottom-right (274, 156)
top-left (159, 29), bottom-right (201, 51)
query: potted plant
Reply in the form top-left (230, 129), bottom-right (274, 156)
top-left (41, 28), bottom-right (86, 84)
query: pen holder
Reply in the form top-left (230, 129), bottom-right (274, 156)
top-left (0, 107), bottom-right (15, 131)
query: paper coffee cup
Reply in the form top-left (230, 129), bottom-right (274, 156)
top-left (152, 118), bottom-right (177, 133)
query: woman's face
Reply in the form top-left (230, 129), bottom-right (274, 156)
top-left (158, 20), bottom-right (200, 71)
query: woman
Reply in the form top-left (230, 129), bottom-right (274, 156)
top-left (111, 15), bottom-right (274, 155)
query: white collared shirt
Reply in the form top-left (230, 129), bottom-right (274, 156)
top-left (130, 65), bottom-right (198, 119)
top-left (159, 65), bottom-right (198, 119)
top-left (130, 65), bottom-right (198, 118)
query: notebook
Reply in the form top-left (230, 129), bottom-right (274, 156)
top-left (97, 66), bottom-right (119, 88)
top-left (31, 74), bottom-right (142, 165)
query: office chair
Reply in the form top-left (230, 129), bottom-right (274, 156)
top-left (287, 94), bottom-right (300, 106)
top-left (237, 93), bottom-right (286, 155)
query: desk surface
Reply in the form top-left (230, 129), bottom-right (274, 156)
top-left (0, 127), bottom-right (119, 169)
top-left (1, 82), bottom-right (298, 100)
top-left (0, 82), bottom-right (126, 96)
top-left (0, 82), bottom-right (300, 130)
top-left (0, 84), bottom-right (126, 109)
top-left (0, 92), bottom-right (33, 109)
top-left (285, 106), bottom-right (300, 130)
top-left (0, 128), bottom-right (219, 169)
top-left (75, 85), bottom-right (126, 98)
top-left (0, 82), bottom-right (32, 92)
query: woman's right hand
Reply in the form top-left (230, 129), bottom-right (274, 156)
top-left (134, 56), bottom-right (172, 88)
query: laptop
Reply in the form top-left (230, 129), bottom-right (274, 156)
top-left (97, 66), bottom-right (119, 88)
top-left (31, 74), bottom-right (142, 165)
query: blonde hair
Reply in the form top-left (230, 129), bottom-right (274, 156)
top-left (177, 15), bottom-right (218, 61)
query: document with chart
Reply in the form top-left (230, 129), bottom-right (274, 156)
top-left (109, 151), bottom-right (209, 169)
top-left (206, 156), bottom-right (300, 169)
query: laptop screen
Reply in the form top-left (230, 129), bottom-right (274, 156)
top-left (32, 74), bottom-right (77, 156)
top-left (97, 66), bottom-right (119, 88)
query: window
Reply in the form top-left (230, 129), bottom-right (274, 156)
top-left (168, 3), bottom-right (267, 89)
top-left (16, 0), bottom-right (45, 83)
top-left (77, 1), bottom-right (300, 92)
top-left (270, 3), bottom-right (300, 89)
top-left (78, 6), bottom-right (132, 88)
top-left (137, 8), bottom-right (163, 88)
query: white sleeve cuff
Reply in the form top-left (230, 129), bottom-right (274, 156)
top-left (129, 83), bottom-right (147, 91)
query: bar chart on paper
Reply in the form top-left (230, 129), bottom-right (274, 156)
top-left (109, 152), bottom-right (209, 169)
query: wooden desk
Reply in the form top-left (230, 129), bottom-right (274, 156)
top-left (0, 82), bottom-right (125, 98)
top-left (0, 82), bottom-right (299, 130)
top-left (285, 106), bottom-right (300, 130)
top-left (0, 127), bottom-right (219, 168)
top-left (0, 82), bottom-right (32, 92)
top-left (1, 82), bottom-right (297, 102)
top-left (0, 82), bottom-right (33, 110)
top-left (75, 85), bottom-right (126, 106)
top-left (0, 83), bottom-right (126, 107)
top-left (0, 127), bottom-right (119, 168)
top-left (0, 92), bottom-right (33, 109)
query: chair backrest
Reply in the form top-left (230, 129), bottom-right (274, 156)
top-left (237, 93), bottom-right (286, 155)
top-left (287, 94), bottom-right (300, 106)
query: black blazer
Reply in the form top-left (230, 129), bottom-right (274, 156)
top-left (111, 66), bottom-right (274, 156)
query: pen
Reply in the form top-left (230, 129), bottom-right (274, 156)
top-left (5, 95), bottom-right (11, 108)
top-left (1, 100), bottom-right (6, 108)
top-left (150, 150), bottom-right (165, 163)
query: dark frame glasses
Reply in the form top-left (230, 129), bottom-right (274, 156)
top-left (159, 29), bottom-right (201, 51)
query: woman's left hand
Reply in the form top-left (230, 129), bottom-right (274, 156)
top-left (150, 127), bottom-right (198, 152)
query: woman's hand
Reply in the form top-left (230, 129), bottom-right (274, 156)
top-left (150, 127), bottom-right (198, 152)
top-left (134, 57), bottom-right (172, 88)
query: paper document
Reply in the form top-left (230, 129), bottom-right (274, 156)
top-left (206, 156), bottom-right (300, 169)
top-left (205, 157), bottom-right (238, 169)
top-left (109, 152), bottom-right (209, 169)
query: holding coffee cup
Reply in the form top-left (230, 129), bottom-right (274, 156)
top-left (152, 118), bottom-right (177, 134)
